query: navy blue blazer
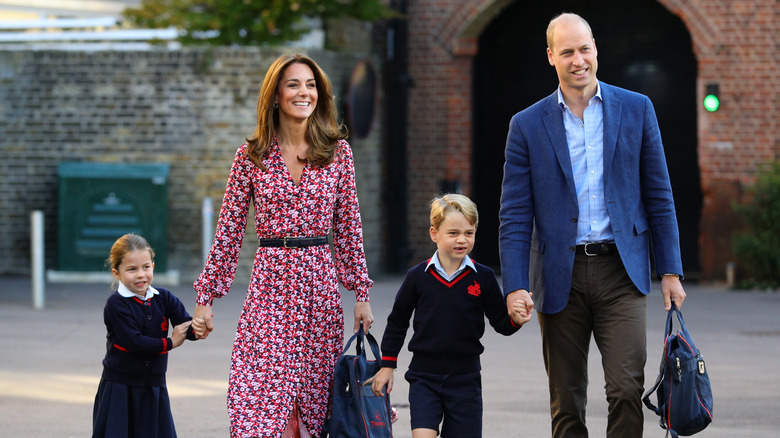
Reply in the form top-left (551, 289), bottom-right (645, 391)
top-left (498, 81), bottom-right (683, 314)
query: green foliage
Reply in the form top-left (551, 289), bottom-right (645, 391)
top-left (122, 0), bottom-right (393, 46)
top-left (732, 161), bottom-right (780, 288)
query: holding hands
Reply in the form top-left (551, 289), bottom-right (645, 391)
top-left (192, 304), bottom-right (214, 339)
top-left (507, 289), bottom-right (534, 326)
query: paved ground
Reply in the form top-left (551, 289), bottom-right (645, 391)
top-left (1, 274), bottom-right (779, 437)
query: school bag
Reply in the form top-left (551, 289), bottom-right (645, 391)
top-left (643, 303), bottom-right (713, 437)
top-left (327, 326), bottom-right (393, 438)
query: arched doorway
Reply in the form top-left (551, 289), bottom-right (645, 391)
top-left (471, 0), bottom-right (701, 276)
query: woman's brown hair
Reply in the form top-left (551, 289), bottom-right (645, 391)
top-left (245, 54), bottom-right (348, 170)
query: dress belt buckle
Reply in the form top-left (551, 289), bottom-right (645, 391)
top-left (283, 237), bottom-right (291, 249)
top-left (584, 243), bottom-right (598, 256)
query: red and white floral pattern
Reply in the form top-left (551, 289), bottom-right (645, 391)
top-left (194, 139), bottom-right (373, 437)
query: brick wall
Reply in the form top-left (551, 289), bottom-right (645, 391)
top-left (0, 48), bottom-right (384, 281)
top-left (1, 1), bottom-right (777, 283)
top-left (403, 0), bottom-right (778, 279)
top-left (661, 0), bottom-right (779, 278)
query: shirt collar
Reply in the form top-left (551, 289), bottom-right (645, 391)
top-left (557, 82), bottom-right (602, 109)
top-left (118, 283), bottom-right (159, 300)
top-left (425, 250), bottom-right (477, 275)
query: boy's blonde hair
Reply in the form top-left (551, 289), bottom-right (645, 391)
top-left (430, 194), bottom-right (479, 230)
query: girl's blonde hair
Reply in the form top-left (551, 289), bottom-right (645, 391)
top-left (429, 194), bottom-right (479, 230)
top-left (245, 53), bottom-right (347, 171)
top-left (107, 234), bottom-right (155, 288)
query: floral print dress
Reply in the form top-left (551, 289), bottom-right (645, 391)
top-left (194, 139), bottom-right (373, 437)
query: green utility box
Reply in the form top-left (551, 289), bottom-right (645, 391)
top-left (57, 162), bottom-right (170, 272)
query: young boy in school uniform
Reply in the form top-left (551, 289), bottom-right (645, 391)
top-left (370, 194), bottom-right (531, 438)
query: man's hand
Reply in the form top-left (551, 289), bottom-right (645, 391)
top-left (661, 275), bottom-right (686, 311)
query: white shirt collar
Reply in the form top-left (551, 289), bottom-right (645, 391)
top-left (425, 250), bottom-right (477, 278)
top-left (118, 283), bottom-right (159, 300)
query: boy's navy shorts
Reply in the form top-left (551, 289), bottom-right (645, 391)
top-left (404, 369), bottom-right (483, 437)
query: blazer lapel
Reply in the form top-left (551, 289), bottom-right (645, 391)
top-left (542, 92), bottom-right (578, 204)
top-left (601, 82), bottom-right (621, 182)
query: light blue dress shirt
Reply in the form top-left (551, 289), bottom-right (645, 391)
top-left (557, 84), bottom-right (614, 244)
top-left (426, 250), bottom-right (476, 281)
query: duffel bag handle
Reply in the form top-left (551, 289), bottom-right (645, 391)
top-left (645, 302), bottom-right (687, 415)
top-left (341, 326), bottom-right (382, 363)
top-left (665, 302), bottom-right (689, 337)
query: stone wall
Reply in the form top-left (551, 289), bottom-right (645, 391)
top-left (0, 47), bottom-right (384, 281)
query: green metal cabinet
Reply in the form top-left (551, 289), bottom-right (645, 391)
top-left (57, 162), bottom-right (169, 272)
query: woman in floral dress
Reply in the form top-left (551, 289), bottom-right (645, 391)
top-left (191, 54), bottom-right (374, 438)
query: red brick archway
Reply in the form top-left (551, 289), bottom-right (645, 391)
top-left (402, 0), bottom-right (778, 280)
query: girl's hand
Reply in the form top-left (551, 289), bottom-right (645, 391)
top-left (171, 320), bottom-right (192, 348)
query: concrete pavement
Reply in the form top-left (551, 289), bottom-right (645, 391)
top-left (1, 274), bottom-right (778, 437)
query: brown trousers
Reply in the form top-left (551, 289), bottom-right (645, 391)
top-left (537, 252), bottom-right (647, 438)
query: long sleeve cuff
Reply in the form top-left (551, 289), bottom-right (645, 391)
top-left (354, 286), bottom-right (370, 302)
top-left (380, 356), bottom-right (398, 369)
top-left (196, 292), bottom-right (214, 306)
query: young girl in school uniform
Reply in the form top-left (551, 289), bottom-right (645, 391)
top-left (92, 233), bottom-right (196, 438)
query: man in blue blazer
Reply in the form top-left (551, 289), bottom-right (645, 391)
top-left (499, 13), bottom-right (687, 438)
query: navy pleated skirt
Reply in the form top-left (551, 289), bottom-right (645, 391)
top-left (92, 378), bottom-right (177, 438)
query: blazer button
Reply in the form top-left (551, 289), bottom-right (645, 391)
top-left (147, 315), bottom-right (152, 320)
top-left (569, 246), bottom-right (575, 252)
top-left (571, 217), bottom-right (578, 223)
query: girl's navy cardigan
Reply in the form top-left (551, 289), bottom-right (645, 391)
top-left (100, 287), bottom-right (196, 387)
top-left (379, 259), bottom-right (521, 374)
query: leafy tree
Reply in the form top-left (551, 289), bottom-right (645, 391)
top-left (732, 161), bottom-right (780, 288)
top-left (123, 0), bottom-right (393, 46)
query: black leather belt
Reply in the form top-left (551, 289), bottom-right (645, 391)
top-left (259, 236), bottom-right (329, 248)
top-left (576, 242), bottom-right (617, 256)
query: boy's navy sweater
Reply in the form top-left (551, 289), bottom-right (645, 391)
top-left (379, 259), bottom-right (521, 374)
top-left (100, 287), bottom-right (196, 387)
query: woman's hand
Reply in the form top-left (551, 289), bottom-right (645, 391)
top-left (192, 304), bottom-right (214, 339)
top-left (353, 301), bottom-right (374, 334)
